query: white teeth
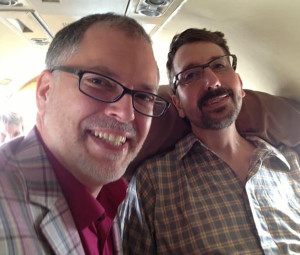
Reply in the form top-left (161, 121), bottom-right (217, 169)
top-left (207, 95), bottom-right (228, 105)
top-left (211, 97), bottom-right (222, 104)
top-left (92, 131), bottom-right (126, 146)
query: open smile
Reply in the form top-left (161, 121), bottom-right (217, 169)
top-left (91, 130), bottom-right (127, 146)
top-left (203, 94), bottom-right (229, 106)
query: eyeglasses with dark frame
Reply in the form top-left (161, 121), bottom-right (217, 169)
top-left (172, 54), bottom-right (237, 91)
top-left (51, 66), bottom-right (170, 117)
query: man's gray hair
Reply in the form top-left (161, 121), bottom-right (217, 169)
top-left (0, 111), bottom-right (23, 126)
top-left (46, 13), bottom-right (151, 69)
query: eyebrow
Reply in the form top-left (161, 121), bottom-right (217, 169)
top-left (179, 55), bottom-right (224, 73)
top-left (88, 65), bottom-right (117, 78)
top-left (138, 83), bottom-right (158, 94)
top-left (86, 65), bottom-right (158, 94)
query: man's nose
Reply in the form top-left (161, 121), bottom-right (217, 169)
top-left (202, 67), bottom-right (221, 91)
top-left (104, 94), bottom-right (135, 122)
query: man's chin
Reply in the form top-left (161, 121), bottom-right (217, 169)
top-left (202, 112), bottom-right (236, 130)
top-left (86, 163), bottom-right (127, 185)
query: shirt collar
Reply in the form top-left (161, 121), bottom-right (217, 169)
top-left (177, 132), bottom-right (291, 170)
top-left (175, 133), bottom-right (201, 160)
top-left (246, 135), bottom-right (291, 170)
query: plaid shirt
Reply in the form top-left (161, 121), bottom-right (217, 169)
top-left (119, 133), bottom-right (300, 255)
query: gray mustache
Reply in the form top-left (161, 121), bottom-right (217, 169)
top-left (84, 117), bottom-right (137, 136)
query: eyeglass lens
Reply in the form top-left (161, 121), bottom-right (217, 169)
top-left (176, 55), bottom-right (235, 87)
top-left (80, 72), bottom-right (167, 117)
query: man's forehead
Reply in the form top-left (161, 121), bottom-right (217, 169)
top-left (174, 41), bottom-right (225, 69)
top-left (83, 24), bottom-right (147, 44)
top-left (176, 41), bottom-right (224, 59)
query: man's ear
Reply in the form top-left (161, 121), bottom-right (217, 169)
top-left (171, 94), bottom-right (186, 118)
top-left (236, 73), bottom-right (246, 98)
top-left (36, 70), bottom-right (54, 114)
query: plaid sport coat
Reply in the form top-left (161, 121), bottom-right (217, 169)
top-left (0, 129), bottom-right (85, 255)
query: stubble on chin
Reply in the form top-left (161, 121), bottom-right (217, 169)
top-left (197, 91), bottom-right (243, 130)
top-left (75, 135), bottom-right (143, 186)
top-left (74, 152), bottom-right (123, 186)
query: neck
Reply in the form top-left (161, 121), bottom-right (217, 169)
top-left (193, 123), bottom-right (256, 184)
top-left (193, 123), bottom-right (243, 155)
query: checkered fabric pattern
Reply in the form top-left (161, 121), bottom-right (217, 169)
top-left (119, 133), bottom-right (300, 255)
top-left (0, 129), bottom-right (85, 255)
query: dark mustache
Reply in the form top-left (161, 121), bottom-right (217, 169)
top-left (198, 87), bottom-right (233, 106)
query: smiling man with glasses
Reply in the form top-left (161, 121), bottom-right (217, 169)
top-left (120, 28), bottom-right (300, 254)
top-left (0, 13), bottom-right (169, 255)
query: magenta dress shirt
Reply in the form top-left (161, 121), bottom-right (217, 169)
top-left (38, 130), bottom-right (127, 254)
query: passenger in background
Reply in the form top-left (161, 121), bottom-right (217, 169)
top-left (120, 28), bottom-right (300, 254)
top-left (0, 13), bottom-right (169, 255)
top-left (0, 110), bottom-right (24, 144)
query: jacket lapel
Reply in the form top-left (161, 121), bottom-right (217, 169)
top-left (40, 196), bottom-right (84, 255)
top-left (19, 129), bottom-right (85, 255)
